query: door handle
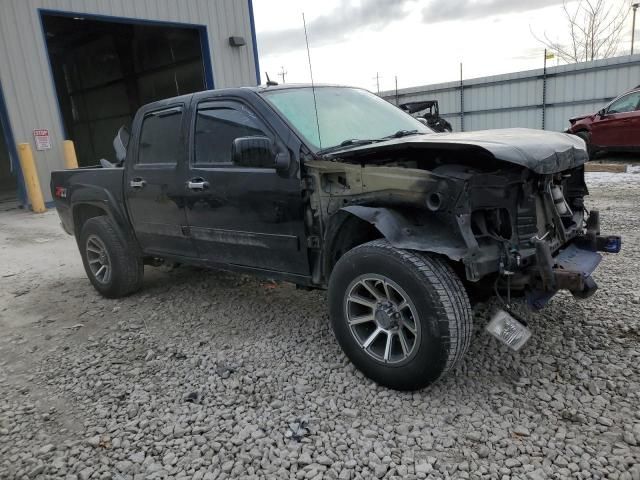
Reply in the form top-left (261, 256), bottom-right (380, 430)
top-left (130, 178), bottom-right (146, 189)
top-left (187, 178), bottom-right (210, 191)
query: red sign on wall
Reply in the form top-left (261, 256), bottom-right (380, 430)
top-left (33, 129), bottom-right (51, 151)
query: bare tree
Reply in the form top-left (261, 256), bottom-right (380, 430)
top-left (534, 0), bottom-right (628, 63)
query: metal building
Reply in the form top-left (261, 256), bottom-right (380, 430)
top-left (382, 54), bottom-right (640, 134)
top-left (0, 0), bottom-right (260, 207)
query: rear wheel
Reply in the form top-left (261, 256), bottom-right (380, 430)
top-left (79, 217), bottom-right (143, 298)
top-left (328, 240), bottom-right (473, 390)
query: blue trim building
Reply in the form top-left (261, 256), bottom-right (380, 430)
top-left (0, 0), bottom-right (260, 206)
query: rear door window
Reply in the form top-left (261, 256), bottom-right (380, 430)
top-left (138, 107), bottom-right (184, 165)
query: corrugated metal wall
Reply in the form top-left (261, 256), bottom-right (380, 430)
top-left (0, 0), bottom-right (258, 203)
top-left (382, 55), bottom-right (640, 134)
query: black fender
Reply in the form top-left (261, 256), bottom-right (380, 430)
top-left (341, 205), bottom-right (469, 261)
top-left (69, 185), bottom-right (137, 250)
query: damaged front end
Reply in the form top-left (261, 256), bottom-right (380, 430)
top-left (458, 164), bottom-right (621, 310)
top-left (305, 128), bottom-right (620, 311)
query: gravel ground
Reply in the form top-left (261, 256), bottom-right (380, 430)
top-left (1, 172), bottom-right (639, 480)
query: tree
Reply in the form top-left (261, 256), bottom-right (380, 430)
top-left (535, 0), bottom-right (628, 63)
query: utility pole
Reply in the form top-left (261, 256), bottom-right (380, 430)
top-left (632, 3), bottom-right (639, 55)
top-left (542, 49), bottom-right (548, 130)
top-left (459, 63), bottom-right (464, 132)
top-left (395, 76), bottom-right (398, 106)
top-left (278, 66), bottom-right (287, 84)
top-left (373, 72), bottom-right (381, 94)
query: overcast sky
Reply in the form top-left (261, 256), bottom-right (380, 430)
top-left (252, 0), bottom-right (633, 92)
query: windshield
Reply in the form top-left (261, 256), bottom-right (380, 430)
top-left (262, 86), bottom-right (432, 152)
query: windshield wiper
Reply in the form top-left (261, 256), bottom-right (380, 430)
top-left (317, 138), bottom-right (378, 155)
top-left (316, 131), bottom-right (421, 155)
top-left (380, 129), bottom-right (420, 139)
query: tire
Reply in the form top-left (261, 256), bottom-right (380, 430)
top-left (575, 131), bottom-right (594, 159)
top-left (79, 216), bottom-right (143, 298)
top-left (328, 240), bottom-right (472, 390)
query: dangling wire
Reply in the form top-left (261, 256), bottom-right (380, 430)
top-left (494, 276), bottom-right (506, 307)
top-left (494, 275), bottom-right (512, 309)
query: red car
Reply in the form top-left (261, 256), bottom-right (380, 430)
top-left (567, 85), bottom-right (640, 157)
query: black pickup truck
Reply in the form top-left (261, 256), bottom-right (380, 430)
top-left (51, 84), bottom-right (620, 390)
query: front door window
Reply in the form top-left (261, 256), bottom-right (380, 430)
top-left (194, 105), bottom-right (271, 166)
top-left (607, 92), bottom-right (640, 114)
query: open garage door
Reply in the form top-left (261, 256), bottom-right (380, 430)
top-left (0, 117), bottom-right (16, 206)
top-left (0, 85), bottom-right (18, 208)
top-left (42, 12), bottom-right (212, 166)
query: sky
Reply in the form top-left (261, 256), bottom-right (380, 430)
top-left (252, 0), bottom-right (634, 92)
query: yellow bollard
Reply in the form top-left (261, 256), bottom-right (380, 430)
top-left (17, 143), bottom-right (46, 213)
top-left (63, 140), bottom-right (78, 169)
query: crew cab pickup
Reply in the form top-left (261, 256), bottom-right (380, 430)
top-left (51, 85), bottom-right (620, 390)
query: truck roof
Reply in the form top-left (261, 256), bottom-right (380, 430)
top-left (249, 83), bottom-right (345, 92)
top-left (140, 84), bottom-right (351, 111)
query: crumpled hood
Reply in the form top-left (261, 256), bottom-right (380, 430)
top-left (327, 128), bottom-right (588, 174)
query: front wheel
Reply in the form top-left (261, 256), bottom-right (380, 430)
top-left (328, 240), bottom-right (472, 390)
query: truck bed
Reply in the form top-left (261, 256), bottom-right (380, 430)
top-left (50, 166), bottom-right (125, 236)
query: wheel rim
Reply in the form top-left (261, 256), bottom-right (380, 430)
top-left (86, 235), bottom-right (112, 284)
top-left (344, 274), bottom-right (421, 365)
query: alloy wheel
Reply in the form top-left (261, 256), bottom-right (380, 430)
top-left (85, 234), bottom-right (112, 284)
top-left (344, 274), bottom-right (421, 364)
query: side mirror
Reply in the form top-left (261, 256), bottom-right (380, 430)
top-left (232, 136), bottom-right (280, 169)
top-left (274, 152), bottom-right (292, 173)
top-left (597, 108), bottom-right (607, 117)
top-left (113, 125), bottom-right (130, 163)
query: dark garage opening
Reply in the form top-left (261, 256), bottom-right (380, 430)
top-left (42, 13), bottom-right (210, 166)
top-left (0, 120), bottom-right (17, 206)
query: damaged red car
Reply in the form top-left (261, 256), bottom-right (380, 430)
top-left (567, 85), bottom-right (640, 157)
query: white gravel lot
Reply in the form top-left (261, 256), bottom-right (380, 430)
top-left (0, 171), bottom-right (639, 480)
